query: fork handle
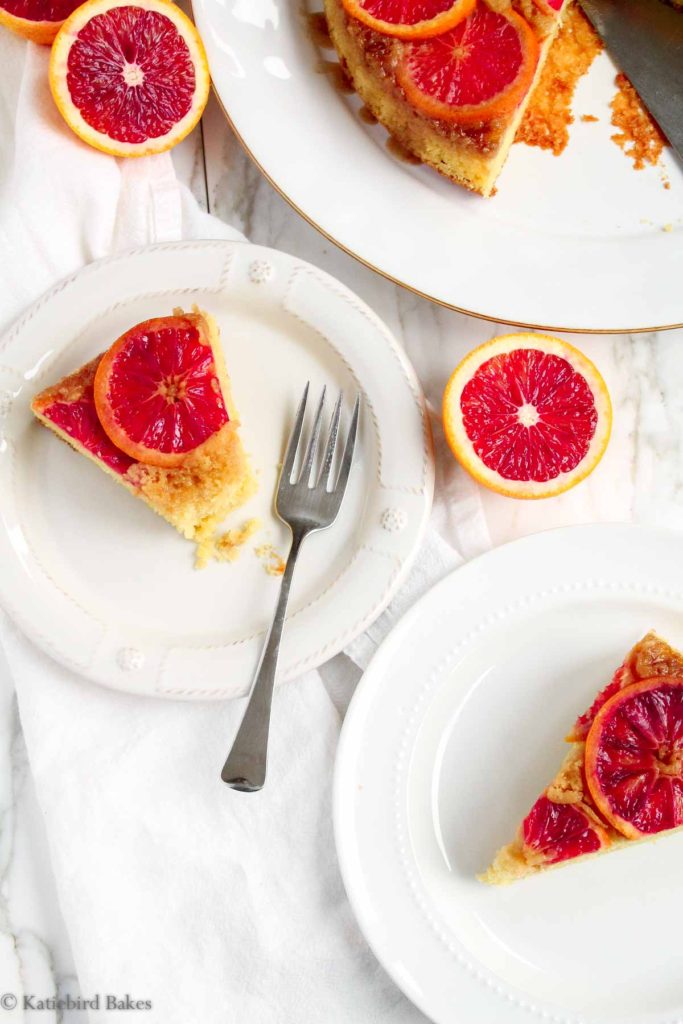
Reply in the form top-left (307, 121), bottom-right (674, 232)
top-left (221, 527), bottom-right (308, 791)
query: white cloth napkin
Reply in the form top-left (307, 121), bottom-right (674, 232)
top-left (0, 36), bottom-right (491, 1023)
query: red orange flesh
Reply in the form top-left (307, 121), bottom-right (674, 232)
top-left (49, 0), bottom-right (209, 157)
top-left (396, 3), bottom-right (540, 125)
top-left (94, 313), bottom-right (229, 469)
top-left (0, 0), bottom-right (79, 42)
top-left (443, 334), bottom-right (612, 499)
top-left (522, 794), bottom-right (610, 866)
top-left (585, 678), bottom-right (683, 840)
top-left (341, 0), bottom-right (475, 39)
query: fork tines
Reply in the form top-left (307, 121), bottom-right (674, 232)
top-left (282, 383), bottom-right (360, 493)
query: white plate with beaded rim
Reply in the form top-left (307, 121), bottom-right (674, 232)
top-left (0, 240), bottom-right (433, 699)
top-left (335, 524), bottom-right (683, 1024)
top-left (193, 0), bottom-right (683, 333)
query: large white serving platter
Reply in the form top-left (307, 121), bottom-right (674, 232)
top-left (335, 524), bottom-right (683, 1024)
top-left (0, 240), bottom-right (433, 698)
top-left (193, 0), bottom-right (683, 332)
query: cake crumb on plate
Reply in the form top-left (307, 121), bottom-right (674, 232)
top-left (610, 72), bottom-right (667, 170)
top-left (516, 7), bottom-right (602, 156)
top-left (195, 517), bottom-right (262, 569)
top-left (255, 543), bottom-right (286, 577)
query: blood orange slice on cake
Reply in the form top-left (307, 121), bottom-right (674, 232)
top-left (395, 2), bottom-right (540, 124)
top-left (341, 0), bottom-right (475, 39)
top-left (0, 0), bottom-right (78, 43)
top-left (520, 796), bottom-right (610, 869)
top-left (585, 678), bottom-right (683, 840)
top-left (49, 0), bottom-right (209, 156)
top-left (94, 311), bottom-right (230, 468)
top-left (442, 333), bottom-right (612, 498)
top-left (570, 632), bottom-right (683, 742)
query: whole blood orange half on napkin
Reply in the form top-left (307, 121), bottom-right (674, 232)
top-left (0, 0), bottom-right (78, 43)
top-left (341, 0), bottom-right (476, 39)
top-left (442, 333), bottom-right (612, 498)
top-left (49, 0), bottom-right (209, 156)
top-left (94, 312), bottom-right (230, 468)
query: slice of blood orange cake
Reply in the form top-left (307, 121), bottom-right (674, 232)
top-left (325, 0), bottom-right (571, 196)
top-left (31, 308), bottom-right (256, 563)
top-left (481, 632), bottom-right (683, 883)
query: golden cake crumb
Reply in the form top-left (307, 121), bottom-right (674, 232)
top-left (516, 7), bottom-right (603, 155)
top-left (663, 224), bottom-right (674, 233)
top-left (195, 518), bottom-right (261, 569)
top-left (610, 72), bottom-right (667, 169)
top-left (255, 544), bottom-right (286, 577)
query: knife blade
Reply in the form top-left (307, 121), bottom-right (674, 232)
top-left (579, 0), bottom-right (683, 164)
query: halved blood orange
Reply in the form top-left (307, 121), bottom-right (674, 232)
top-left (521, 795), bottom-right (610, 867)
top-left (442, 333), bottom-right (612, 499)
top-left (0, 0), bottom-right (79, 43)
top-left (94, 311), bottom-right (230, 469)
top-left (49, 0), bottom-right (209, 157)
top-left (341, 0), bottom-right (475, 40)
top-left (395, 2), bottom-right (539, 125)
top-left (585, 678), bottom-right (683, 840)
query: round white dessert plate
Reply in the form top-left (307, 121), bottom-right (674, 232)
top-left (0, 240), bottom-right (433, 699)
top-left (335, 524), bottom-right (683, 1024)
top-left (193, 0), bottom-right (683, 333)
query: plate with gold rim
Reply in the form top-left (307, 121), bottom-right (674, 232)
top-left (0, 240), bottom-right (433, 699)
top-left (335, 524), bottom-right (683, 1024)
top-left (194, 0), bottom-right (683, 332)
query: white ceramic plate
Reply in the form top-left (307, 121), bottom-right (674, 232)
top-left (0, 241), bottom-right (433, 699)
top-left (335, 524), bottom-right (683, 1024)
top-left (193, 0), bottom-right (683, 333)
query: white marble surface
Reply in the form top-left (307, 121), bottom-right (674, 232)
top-left (2, 98), bottom-right (683, 1021)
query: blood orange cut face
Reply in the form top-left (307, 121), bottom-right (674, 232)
top-left (0, 0), bottom-right (79, 42)
top-left (66, 7), bottom-right (196, 144)
top-left (396, 3), bottom-right (539, 125)
top-left (462, 349), bottom-right (597, 481)
top-left (94, 312), bottom-right (230, 469)
top-left (522, 795), bottom-right (609, 866)
top-left (442, 333), bottom-right (612, 499)
top-left (49, 0), bottom-right (210, 156)
top-left (585, 678), bottom-right (683, 840)
top-left (341, 0), bottom-right (475, 39)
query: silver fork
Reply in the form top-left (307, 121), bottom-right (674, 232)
top-left (221, 384), bottom-right (361, 792)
